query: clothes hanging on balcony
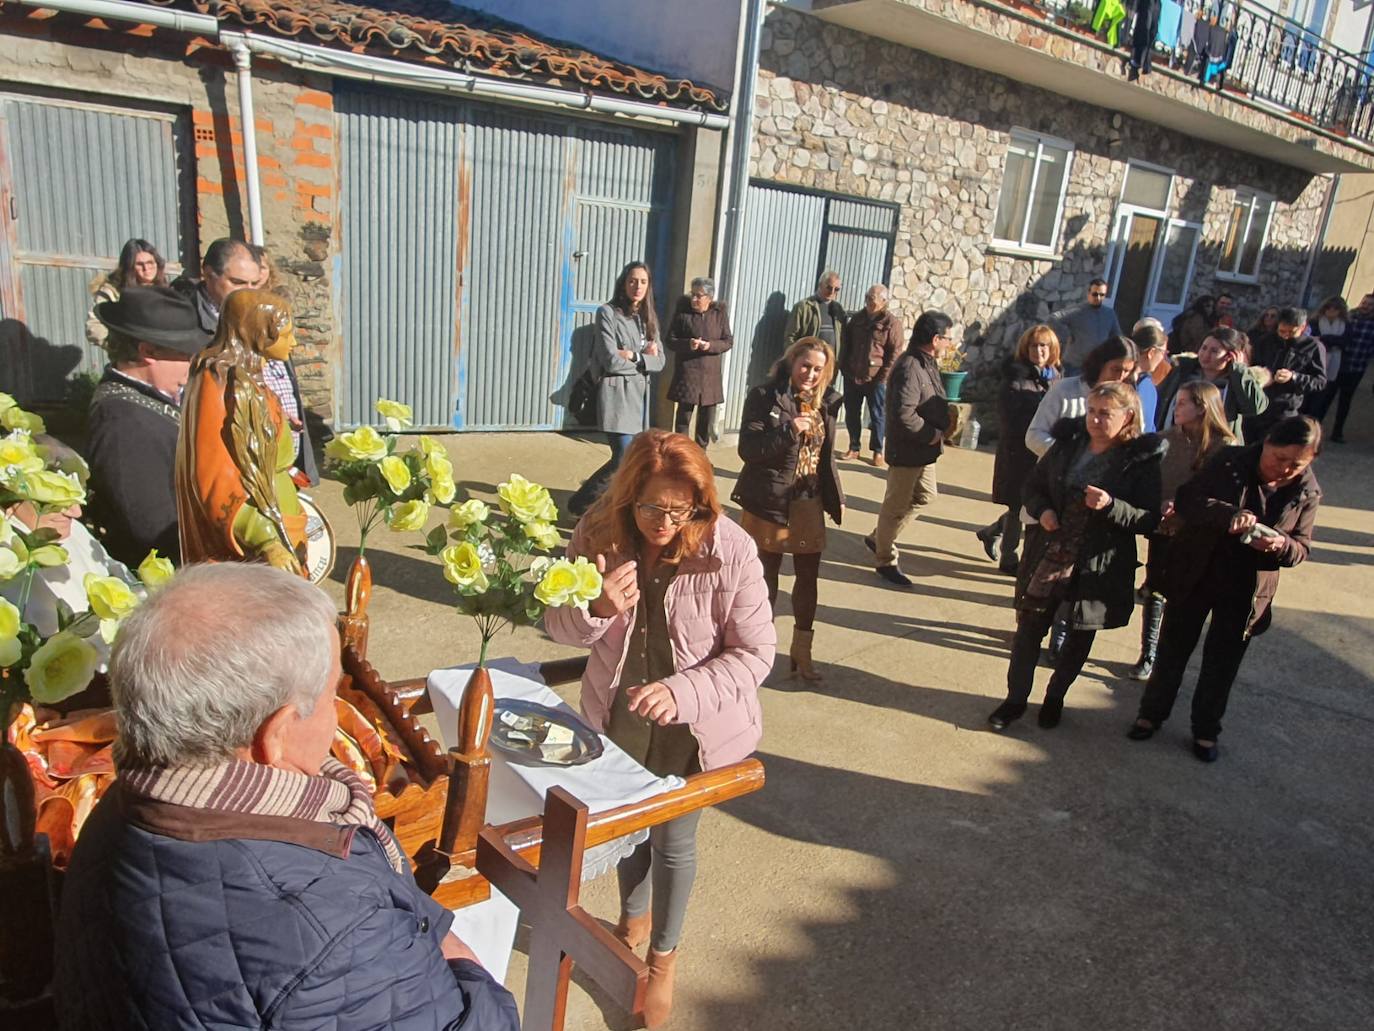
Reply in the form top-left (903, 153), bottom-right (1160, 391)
top-left (1179, 9), bottom-right (1197, 57)
top-left (1093, 0), bottom-right (1128, 48)
top-left (1158, 0), bottom-right (1183, 49)
top-left (1202, 24), bottom-right (1233, 85)
top-left (1185, 16), bottom-right (1211, 75)
top-left (1129, 0), bottom-right (1162, 76)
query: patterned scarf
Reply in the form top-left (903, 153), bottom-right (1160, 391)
top-left (120, 757), bottom-right (406, 873)
top-left (792, 387), bottom-right (822, 488)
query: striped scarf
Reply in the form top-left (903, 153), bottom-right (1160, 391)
top-left (120, 757), bottom-right (406, 873)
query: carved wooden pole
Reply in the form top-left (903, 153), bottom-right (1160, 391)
top-left (438, 666), bottom-right (493, 855)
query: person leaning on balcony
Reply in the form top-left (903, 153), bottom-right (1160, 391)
top-left (667, 276), bottom-right (733, 449)
top-left (865, 310), bottom-right (953, 589)
top-left (547, 430), bottom-right (774, 1029)
top-left (1051, 278), bottom-right (1122, 373)
top-left (53, 563), bottom-right (519, 1031)
top-left (1154, 327), bottom-right (1268, 440)
top-left (785, 269), bottom-right (846, 351)
top-left (1246, 306), bottom-right (1328, 440)
top-left (837, 283), bottom-right (903, 467)
top-left (733, 337), bottom-right (845, 680)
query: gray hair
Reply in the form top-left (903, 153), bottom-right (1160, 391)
top-left (865, 284), bottom-right (889, 304)
top-left (1132, 317), bottom-right (1164, 333)
top-left (110, 564), bottom-right (338, 768)
top-left (689, 276), bottom-right (715, 298)
top-left (816, 270), bottom-right (840, 291)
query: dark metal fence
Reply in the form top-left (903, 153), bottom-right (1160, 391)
top-left (1019, 0), bottom-right (1374, 143)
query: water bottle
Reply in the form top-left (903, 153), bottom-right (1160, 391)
top-left (960, 416), bottom-right (981, 450)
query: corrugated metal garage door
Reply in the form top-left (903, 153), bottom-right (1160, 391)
top-left (336, 86), bottom-right (675, 431)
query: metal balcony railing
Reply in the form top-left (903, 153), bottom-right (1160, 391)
top-left (1000, 0), bottom-right (1374, 143)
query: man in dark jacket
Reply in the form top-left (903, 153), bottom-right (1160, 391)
top-left (86, 287), bottom-right (210, 565)
top-left (838, 284), bottom-right (902, 467)
top-left (785, 270), bottom-right (846, 351)
top-left (867, 310), bottom-right (953, 587)
top-left (1245, 306), bottom-right (1326, 439)
top-left (55, 564), bottom-right (519, 1031)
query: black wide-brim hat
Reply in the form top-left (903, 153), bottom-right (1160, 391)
top-left (96, 285), bottom-right (212, 355)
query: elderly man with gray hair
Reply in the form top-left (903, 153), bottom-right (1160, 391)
top-left (54, 564), bottom-right (519, 1031)
top-left (838, 283), bottom-right (903, 466)
top-left (668, 275), bottom-right (734, 447)
top-left (785, 269), bottom-right (846, 350)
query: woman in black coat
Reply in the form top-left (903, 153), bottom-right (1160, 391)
top-left (732, 337), bottom-right (844, 681)
top-left (668, 277), bottom-right (734, 448)
top-left (976, 324), bottom-right (1062, 574)
top-left (988, 382), bottom-right (1164, 731)
top-left (1130, 416), bottom-right (1321, 763)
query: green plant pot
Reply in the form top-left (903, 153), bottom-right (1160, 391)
top-left (941, 371), bottom-right (968, 401)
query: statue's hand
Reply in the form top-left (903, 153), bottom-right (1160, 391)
top-left (258, 540), bottom-right (301, 573)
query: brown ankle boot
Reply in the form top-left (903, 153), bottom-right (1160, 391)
top-left (613, 911), bottom-right (651, 951)
top-left (789, 628), bottom-right (822, 681)
top-left (643, 948), bottom-right (678, 1028)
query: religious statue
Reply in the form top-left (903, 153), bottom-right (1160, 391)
top-left (175, 289), bottom-right (306, 574)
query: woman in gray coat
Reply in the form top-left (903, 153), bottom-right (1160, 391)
top-left (569, 261), bottom-right (667, 514)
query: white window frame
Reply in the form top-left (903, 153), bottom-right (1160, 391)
top-left (990, 128), bottom-right (1075, 256)
top-left (1216, 188), bottom-right (1275, 283)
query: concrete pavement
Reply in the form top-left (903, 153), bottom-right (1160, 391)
top-left (310, 411), bottom-right (1374, 1030)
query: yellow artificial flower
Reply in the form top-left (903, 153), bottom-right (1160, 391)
top-left (28, 544), bottom-right (69, 567)
top-left (534, 559), bottom-right (579, 607)
top-left (418, 435), bottom-right (446, 458)
top-left (0, 596), bottom-right (21, 666)
top-left (379, 455), bottom-right (412, 494)
top-left (570, 556), bottom-right (604, 605)
top-left (0, 547), bottom-right (22, 582)
top-left (1, 405), bottom-right (45, 434)
top-left (0, 392), bottom-right (15, 415)
top-left (325, 425), bottom-right (389, 464)
top-left (16, 469), bottom-right (85, 508)
top-left (448, 499), bottom-right (490, 530)
top-left (85, 572), bottom-right (140, 642)
top-left (523, 520), bottom-right (560, 550)
top-left (0, 433), bottom-right (44, 473)
top-left (424, 450), bottom-right (453, 481)
top-left (375, 398), bottom-right (414, 432)
top-left (388, 499), bottom-right (430, 532)
top-left (441, 541), bottom-right (489, 591)
top-left (497, 474), bottom-right (556, 524)
top-left (25, 630), bottom-right (100, 703)
top-left (427, 474), bottom-right (457, 506)
top-left (137, 550), bottom-right (176, 589)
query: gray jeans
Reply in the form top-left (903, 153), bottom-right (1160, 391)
top-left (617, 810), bottom-right (703, 953)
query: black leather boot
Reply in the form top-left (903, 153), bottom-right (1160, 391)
top-left (1129, 594), bottom-right (1164, 681)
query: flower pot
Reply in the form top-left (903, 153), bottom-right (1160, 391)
top-left (941, 371), bottom-right (969, 401)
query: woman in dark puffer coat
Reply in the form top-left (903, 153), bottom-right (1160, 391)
top-left (976, 324), bottom-right (1062, 574)
top-left (988, 382), bottom-right (1164, 731)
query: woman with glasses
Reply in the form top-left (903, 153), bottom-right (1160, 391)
top-left (546, 429), bottom-right (774, 1028)
top-left (568, 261), bottom-right (666, 515)
top-left (732, 337), bottom-right (845, 679)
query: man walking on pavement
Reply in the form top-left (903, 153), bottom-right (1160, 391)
top-left (1053, 278), bottom-right (1122, 374)
top-left (866, 310), bottom-right (954, 588)
top-left (786, 270), bottom-right (846, 352)
top-left (838, 284), bottom-right (902, 468)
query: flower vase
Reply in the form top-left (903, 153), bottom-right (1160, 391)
top-left (941, 370), bottom-right (969, 401)
top-left (339, 552), bottom-right (372, 658)
top-left (439, 663), bottom-right (494, 855)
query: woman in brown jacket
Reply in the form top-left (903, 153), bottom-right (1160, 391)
top-left (667, 277), bottom-right (733, 448)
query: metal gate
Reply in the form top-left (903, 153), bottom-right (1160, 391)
top-left (0, 93), bottom-right (191, 402)
top-left (721, 181), bottom-right (898, 433)
top-left (336, 86), bottom-right (676, 431)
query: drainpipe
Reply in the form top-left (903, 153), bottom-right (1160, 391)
top-left (224, 35), bottom-right (265, 246)
top-left (716, 0), bottom-right (767, 312)
top-left (15, 0), bottom-right (218, 33)
top-left (711, 0), bottom-right (754, 288)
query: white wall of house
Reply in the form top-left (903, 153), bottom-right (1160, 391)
top-left (464, 0), bottom-right (742, 92)
top-left (1326, 0), bottom-right (1374, 55)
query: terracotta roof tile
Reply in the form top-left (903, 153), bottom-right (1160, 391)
top-left (142, 0), bottom-right (728, 112)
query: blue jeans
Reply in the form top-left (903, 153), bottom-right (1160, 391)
top-left (843, 379), bottom-right (886, 453)
top-left (571, 431), bottom-right (633, 510)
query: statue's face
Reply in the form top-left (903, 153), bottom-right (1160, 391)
top-left (264, 319), bottom-right (297, 361)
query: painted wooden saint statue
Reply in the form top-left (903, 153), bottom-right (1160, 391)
top-left (175, 289), bottom-right (306, 574)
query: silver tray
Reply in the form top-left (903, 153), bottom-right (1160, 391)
top-left (489, 700), bottom-right (605, 768)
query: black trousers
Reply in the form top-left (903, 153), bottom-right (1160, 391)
top-left (1331, 368), bottom-right (1367, 438)
top-left (674, 403), bottom-right (715, 449)
top-left (1137, 591), bottom-right (1252, 740)
top-left (1005, 605), bottom-right (1097, 705)
top-left (1130, 0), bottom-right (1161, 72)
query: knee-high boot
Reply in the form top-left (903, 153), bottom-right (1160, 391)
top-left (1130, 594), bottom-right (1164, 681)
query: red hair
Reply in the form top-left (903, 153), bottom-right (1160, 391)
top-left (580, 430), bottom-right (721, 564)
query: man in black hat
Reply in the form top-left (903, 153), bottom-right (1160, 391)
top-left (87, 286), bottom-right (211, 566)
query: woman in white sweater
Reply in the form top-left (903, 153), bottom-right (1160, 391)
top-left (1025, 335), bottom-right (1140, 457)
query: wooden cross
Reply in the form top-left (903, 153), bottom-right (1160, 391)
top-left (477, 786), bottom-right (647, 1031)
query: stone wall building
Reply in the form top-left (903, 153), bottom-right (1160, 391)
top-left (719, 0), bottom-right (1369, 426)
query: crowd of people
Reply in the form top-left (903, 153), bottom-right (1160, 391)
top-left (8, 239), bottom-right (1360, 1029)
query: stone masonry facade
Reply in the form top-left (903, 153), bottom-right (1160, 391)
top-left (752, 7), bottom-right (1329, 404)
top-left (0, 20), bottom-right (337, 414)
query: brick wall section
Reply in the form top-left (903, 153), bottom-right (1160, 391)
top-left (0, 27), bottom-right (337, 417)
top-left (752, 8), bottom-right (1328, 403)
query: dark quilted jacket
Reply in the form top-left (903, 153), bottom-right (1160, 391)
top-left (54, 786), bottom-right (521, 1031)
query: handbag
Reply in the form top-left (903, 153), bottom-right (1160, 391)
top-left (569, 368), bottom-right (599, 427)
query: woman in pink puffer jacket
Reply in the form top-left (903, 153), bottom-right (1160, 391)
top-left (545, 429), bottom-right (774, 1028)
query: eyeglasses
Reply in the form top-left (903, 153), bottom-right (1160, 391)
top-left (636, 503), bottom-right (698, 526)
top-left (1089, 291), bottom-right (1108, 299)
